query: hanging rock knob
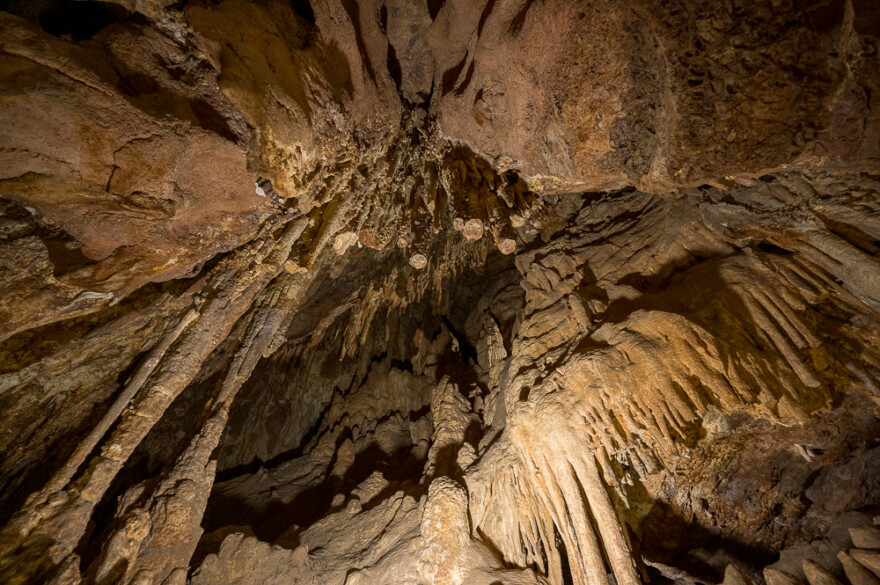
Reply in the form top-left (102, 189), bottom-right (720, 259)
top-left (409, 253), bottom-right (428, 270)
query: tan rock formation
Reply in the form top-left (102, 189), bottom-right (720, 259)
top-left (0, 1), bottom-right (879, 585)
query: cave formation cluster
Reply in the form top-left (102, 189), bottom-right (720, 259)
top-left (1, 1), bottom-right (880, 585)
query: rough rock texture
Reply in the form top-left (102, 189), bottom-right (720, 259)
top-left (0, 1), bottom-right (879, 585)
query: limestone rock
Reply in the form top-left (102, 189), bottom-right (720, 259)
top-left (0, 3), bottom-right (879, 585)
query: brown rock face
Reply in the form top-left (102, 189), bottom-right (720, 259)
top-left (0, 2), bottom-right (879, 585)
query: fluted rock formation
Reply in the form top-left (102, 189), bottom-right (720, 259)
top-left (0, 1), bottom-right (879, 585)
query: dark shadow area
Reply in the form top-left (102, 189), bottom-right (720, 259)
top-left (203, 439), bottom-right (427, 546)
top-left (637, 501), bottom-right (778, 584)
top-left (755, 241), bottom-right (794, 255)
top-left (289, 0), bottom-right (315, 25)
top-left (0, 374), bottom-right (132, 525)
top-left (509, 0), bottom-right (536, 35)
top-left (477, 0), bottom-right (497, 36)
top-left (39, 1), bottom-right (128, 41)
top-left (190, 98), bottom-right (239, 144)
top-left (427, 0), bottom-right (445, 21)
top-left (441, 53), bottom-right (468, 96)
top-left (557, 529), bottom-right (576, 585)
top-left (454, 60), bottom-right (475, 96)
top-left (387, 42), bottom-right (403, 93)
top-left (339, 0), bottom-right (376, 83)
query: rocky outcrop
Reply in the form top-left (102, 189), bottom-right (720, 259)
top-left (0, 1), bottom-right (879, 585)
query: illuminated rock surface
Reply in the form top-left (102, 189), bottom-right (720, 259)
top-left (0, 1), bottom-right (879, 584)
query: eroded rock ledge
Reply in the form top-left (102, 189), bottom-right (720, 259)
top-left (0, 1), bottom-right (879, 585)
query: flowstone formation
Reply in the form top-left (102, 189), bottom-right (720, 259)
top-left (1, 1), bottom-right (880, 584)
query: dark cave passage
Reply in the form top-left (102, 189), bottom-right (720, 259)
top-left (1, 1), bottom-right (880, 584)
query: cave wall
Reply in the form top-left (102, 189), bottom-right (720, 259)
top-left (0, 1), bottom-right (879, 585)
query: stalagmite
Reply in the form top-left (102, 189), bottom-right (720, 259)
top-left (424, 377), bottom-right (472, 478)
top-left (1, 2), bottom-right (879, 585)
top-left (420, 477), bottom-right (472, 585)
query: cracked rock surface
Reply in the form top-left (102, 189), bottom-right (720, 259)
top-left (0, 1), bottom-right (879, 585)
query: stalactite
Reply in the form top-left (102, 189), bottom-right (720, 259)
top-left (2, 1), bottom-right (880, 583)
top-left (88, 271), bottom-right (313, 585)
top-left (464, 177), bottom-right (880, 583)
top-left (0, 215), bottom-right (308, 585)
top-left (39, 309), bottom-right (199, 502)
top-left (505, 398), bottom-right (640, 585)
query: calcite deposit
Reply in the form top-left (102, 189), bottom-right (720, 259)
top-left (1, 1), bottom-right (879, 585)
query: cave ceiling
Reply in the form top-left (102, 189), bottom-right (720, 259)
top-left (0, 1), bottom-right (880, 585)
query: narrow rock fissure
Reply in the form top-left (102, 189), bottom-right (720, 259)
top-left (1, 2), bottom-right (880, 585)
